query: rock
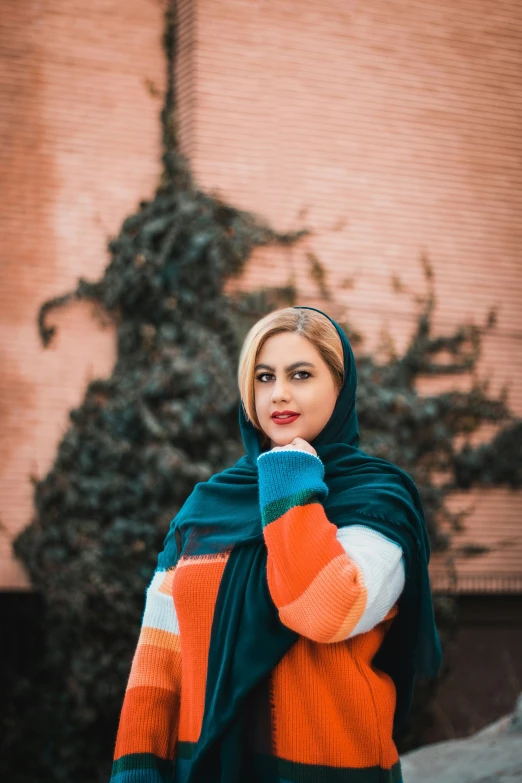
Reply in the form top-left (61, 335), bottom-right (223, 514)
top-left (400, 693), bottom-right (522, 783)
top-left (508, 692), bottom-right (522, 734)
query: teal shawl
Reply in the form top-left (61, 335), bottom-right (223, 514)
top-left (158, 306), bottom-right (442, 783)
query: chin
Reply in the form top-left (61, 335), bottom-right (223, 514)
top-left (272, 436), bottom-right (293, 446)
top-left (270, 428), bottom-right (303, 446)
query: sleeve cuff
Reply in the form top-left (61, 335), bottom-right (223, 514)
top-left (257, 449), bottom-right (328, 526)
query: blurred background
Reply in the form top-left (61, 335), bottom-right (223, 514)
top-left (1, 1), bottom-right (521, 781)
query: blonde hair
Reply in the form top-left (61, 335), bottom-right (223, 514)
top-left (237, 307), bottom-right (344, 440)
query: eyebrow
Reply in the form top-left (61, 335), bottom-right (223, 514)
top-left (254, 361), bottom-right (316, 372)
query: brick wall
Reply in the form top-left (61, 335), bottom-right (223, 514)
top-left (186, 0), bottom-right (522, 591)
top-left (190, 0), bottom-right (520, 368)
top-left (0, 0), bottom-right (165, 587)
top-left (1, 0), bottom-right (520, 588)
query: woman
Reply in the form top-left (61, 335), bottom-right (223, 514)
top-left (109, 305), bottom-right (442, 783)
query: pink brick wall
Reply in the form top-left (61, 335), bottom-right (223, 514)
top-left (1, 0), bottom-right (520, 588)
top-left (185, 0), bottom-right (522, 590)
top-left (190, 1), bottom-right (520, 372)
top-left (0, 1), bottom-right (165, 587)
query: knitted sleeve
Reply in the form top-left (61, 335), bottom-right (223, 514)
top-left (110, 567), bottom-right (181, 782)
top-left (257, 448), bottom-right (405, 644)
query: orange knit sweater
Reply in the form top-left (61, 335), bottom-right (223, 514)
top-left (111, 449), bottom-right (405, 783)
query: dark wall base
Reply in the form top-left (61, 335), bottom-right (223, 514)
top-left (424, 594), bottom-right (522, 743)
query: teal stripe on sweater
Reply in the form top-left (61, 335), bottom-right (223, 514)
top-left (249, 752), bottom-right (403, 782)
top-left (111, 753), bottom-right (174, 782)
top-left (173, 749), bottom-right (403, 783)
top-left (261, 487), bottom-right (323, 527)
top-left (257, 450), bottom-right (328, 517)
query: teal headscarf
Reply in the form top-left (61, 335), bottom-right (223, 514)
top-left (158, 306), bottom-right (442, 783)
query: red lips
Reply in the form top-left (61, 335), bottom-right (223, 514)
top-left (271, 410), bottom-right (300, 426)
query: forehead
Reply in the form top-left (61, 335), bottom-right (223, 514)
top-left (257, 331), bottom-right (321, 362)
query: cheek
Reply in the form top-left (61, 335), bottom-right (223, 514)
top-left (254, 386), bottom-right (269, 416)
top-left (302, 385), bottom-right (324, 411)
top-left (306, 385), bottom-right (336, 421)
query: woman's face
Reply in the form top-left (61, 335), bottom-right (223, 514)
top-left (254, 331), bottom-right (339, 449)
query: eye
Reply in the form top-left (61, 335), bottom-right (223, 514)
top-left (255, 370), bottom-right (311, 382)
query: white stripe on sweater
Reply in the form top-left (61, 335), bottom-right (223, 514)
top-left (142, 528), bottom-right (404, 642)
top-left (335, 525), bottom-right (405, 639)
top-left (142, 570), bottom-right (180, 635)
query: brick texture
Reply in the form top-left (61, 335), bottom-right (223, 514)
top-left (0, 0), bottom-right (165, 587)
top-left (1, 0), bottom-right (520, 589)
top-left (186, 0), bottom-right (522, 592)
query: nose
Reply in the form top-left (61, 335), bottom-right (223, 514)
top-left (271, 376), bottom-right (291, 404)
